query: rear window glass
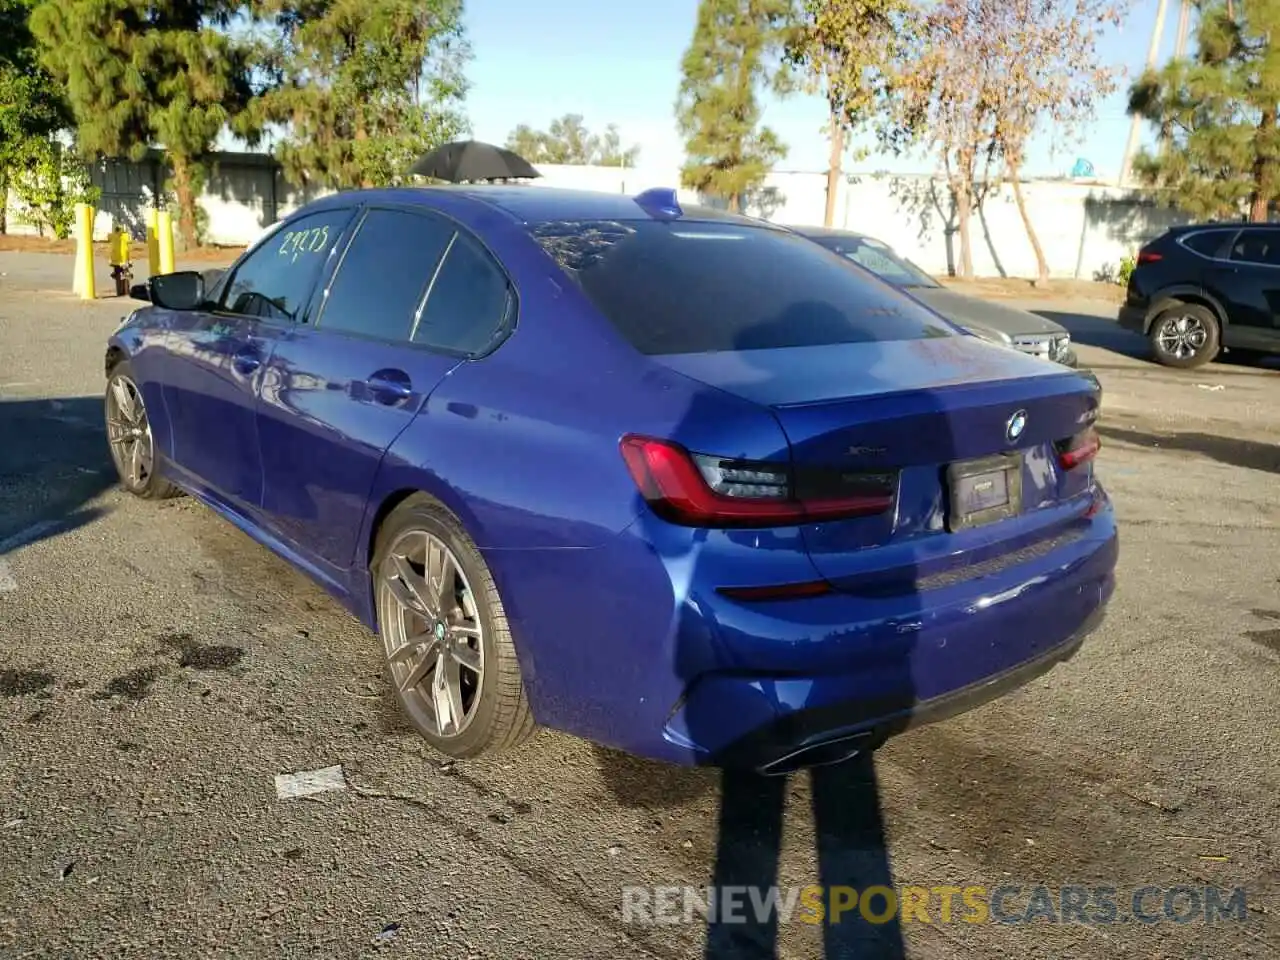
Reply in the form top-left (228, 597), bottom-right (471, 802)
top-left (1182, 230), bottom-right (1232, 256)
top-left (529, 219), bottom-right (955, 355)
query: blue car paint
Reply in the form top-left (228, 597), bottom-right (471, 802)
top-left (108, 185), bottom-right (1118, 767)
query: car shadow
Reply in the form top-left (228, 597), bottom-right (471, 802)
top-left (1097, 423), bottom-right (1280, 474)
top-left (1030, 309), bottom-right (1151, 360)
top-left (0, 396), bottom-right (115, 555)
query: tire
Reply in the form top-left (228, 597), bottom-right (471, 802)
top-left (372, 494), bottom-right (534, 759)
top-left (104, 360), bottom-right (182, 500)
top-left (1148, 303), bottom-right (1220, 368)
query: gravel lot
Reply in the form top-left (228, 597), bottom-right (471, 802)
top-left (1, 254), bottom-right (1277, 959)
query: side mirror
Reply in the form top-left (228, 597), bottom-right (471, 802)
top-left (148, 271), bottom-right (206, 311)
top-left (128, 283), bottom-right (151, 302)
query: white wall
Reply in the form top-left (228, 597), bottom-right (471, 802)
top-left (530, 163), bottom-right (1191, 280)
top-left (2, 154), bottom-right (1190, 280)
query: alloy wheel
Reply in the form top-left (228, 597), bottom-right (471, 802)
top-left (106, 375), bottom-right (155, 488)
top-left (378, 530), bottom-right (485, 738)
top-left (1156, 314), bottom-right (1209, 361)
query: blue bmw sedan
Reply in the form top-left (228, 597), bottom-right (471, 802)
top-left (106, 185), bottom-right (1117, 773)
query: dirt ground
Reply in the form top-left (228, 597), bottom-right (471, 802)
top-left (0, 252), bottom-right (1276, 959)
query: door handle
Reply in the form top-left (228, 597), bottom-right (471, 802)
top-left (364, 370), bottom-right (413, 405)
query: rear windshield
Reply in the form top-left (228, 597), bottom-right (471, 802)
top-left (529, 219), bottom-right (955, 355)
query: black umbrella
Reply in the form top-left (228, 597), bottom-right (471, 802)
top-left (409, 140), bottom-right (541, 183)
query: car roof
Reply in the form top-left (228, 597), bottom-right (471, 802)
top-left (305, 184), bottom-right (785, 229)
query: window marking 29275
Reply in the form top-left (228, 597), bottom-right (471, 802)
top-left (278, 225), bottom-right (331, 263)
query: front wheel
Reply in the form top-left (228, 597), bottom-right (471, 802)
top-left (1149, 304), bottom-right (1220, 368)
top-left (372, 495), bottom-right (534, 759)
top-left (104, 361), bottom-right (181, 499)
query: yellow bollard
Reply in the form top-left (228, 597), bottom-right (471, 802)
top-left (73, 202), bottom-right (96, 300)
top-left (145, 207), bottom-right (160, 276)
top-left (157, 209), bottom-right (175, 275)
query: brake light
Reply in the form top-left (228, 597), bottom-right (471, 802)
top-left (619, 435), bottom-right (896, 528)
top-left (1056, 426), bottom-right (1101, 470)
top-left (1136, 249), bottom-right (1162, 265)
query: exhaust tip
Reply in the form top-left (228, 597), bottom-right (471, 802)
top-left (755, 731), bottom-right (876, 776)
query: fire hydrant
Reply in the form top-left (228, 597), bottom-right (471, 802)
top-left (108, 228), bottom-right (133, 297)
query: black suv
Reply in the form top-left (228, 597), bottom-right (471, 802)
top-left (1119, 222), bottom-right (1280, 368)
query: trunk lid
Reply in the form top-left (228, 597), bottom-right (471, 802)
top-left (655, 336), bottom-right (1100, 590)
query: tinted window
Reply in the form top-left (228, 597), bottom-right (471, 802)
top-left (530, 220), bottom-right (953, 355)
top-left (1182, 230), bottom-right (1231, 257)
top-left (318, 209), bottom-right (454, 341)
top-left (1229, 229), bottom-right (1280, 266)
top-left (814, 235), bottom-right (939, 289)
top-left (221, 210), bottom-right (350, 322)
top-left (413, 232), bottom-right (512, 355)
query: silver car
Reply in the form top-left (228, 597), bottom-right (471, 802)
top-left (795, 226), bottom-right (1078, 368)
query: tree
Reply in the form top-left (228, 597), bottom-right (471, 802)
top-left (595, 123), bottom-right (640, 167)
top-left (986, 0), bottom-right (1125, 285)
top-left (676, 0), bottom-right (794, 213)
top-left (32, 0), bottom-right (257, 248)
top-left (254, 0), bottom-right (471, 190)
top-left (0, 0), bottom-right (70, 233)
top-left (1129, 0), bottom-right (1280, 222)
top-left (785, 0), bottom-right (917, 226)
top-left (504, 114), bottom-right (640, 166)
top-left (9, 139), bottom-right (96, 237)
top-left (884, 0), bottom-right (1002, 279)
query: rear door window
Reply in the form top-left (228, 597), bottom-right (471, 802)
top-left (529, 219), bottom-right (954, 355)
top-left (413, 231), bottom-right (513, 356)
top-left (317, 208), bottom-right (455, 342)
top-left (1182, 230), bottom-right (1233, 258)
top-left (1228, 229), bottom-right (1280, 267)
top-left (221, 209), bottom-right (352, 322)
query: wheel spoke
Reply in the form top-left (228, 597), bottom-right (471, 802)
top-left (111, 379), bottom-right (136, 421)
top-left (129, 437), bottom-right (143, 484)
top-left (429, 650), bottom-right (452, 733)
top-left (431, 652), bottom-right (466, 735)
top-left (425, 536), bottom-right (450, 610)
top-left (388, 629), bottom-right (434, 665)
top-left (398, 640), bottom-right (441, 693)
top-left (452, 642), bottom-right (482, 674)
top-left (387, 554), bottom-right (432, 616)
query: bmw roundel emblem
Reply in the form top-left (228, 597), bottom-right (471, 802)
top-left (1006, 409), bottom-right (1028, 443)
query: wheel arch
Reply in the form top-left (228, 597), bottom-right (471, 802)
top-left (105, 343), bottom-right (127, 377)
top-left (1147, 288), bottom-right (1228, 333)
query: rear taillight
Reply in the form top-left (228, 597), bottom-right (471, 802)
top-left (1056, 426), bottom-right (1101, 470)
top-left (619, 435), bottom-right (896, 528)
top-left (1136, 249), bottom-right (1163, 265)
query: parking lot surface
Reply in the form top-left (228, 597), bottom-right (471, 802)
top-left (2, 255), bottom-right (1277, 958)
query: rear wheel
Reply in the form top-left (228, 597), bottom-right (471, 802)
top-left (104, 361), bottom-right (181, 499)
top-left (372, 495), bottom-right (534, 759)
top-left (1149, 303), bottom-right (1220, 368)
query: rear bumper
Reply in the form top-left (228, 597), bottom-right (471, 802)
top-left (656, 499), bottom-right (1118, 770)
top-left (715, 606), bottom-right (1103, 774)
top-left (1118, 304), bottom-right (1149, 334)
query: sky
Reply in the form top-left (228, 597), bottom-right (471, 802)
top-left (464, 0), bottom-right (1185, 181)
